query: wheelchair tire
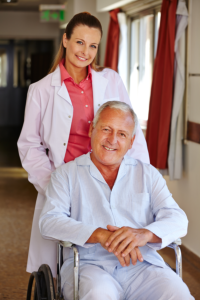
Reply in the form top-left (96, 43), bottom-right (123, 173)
top-left (26, 264), bottom-right (55, 300)
top-left (38, 264), bottom-right (56, 300)
top-left (26, 272), bottom-right (42, 300)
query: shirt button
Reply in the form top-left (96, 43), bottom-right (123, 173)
top-left (63, 143), bottom-right (66, 146)
top-left (68, 115), bottom-right (71, 118)
top-left (98, 104), bottom-right (100, 106)
top-left (85, 105), bottom-right (88, 107)
top-left (88, 121), bottom-right (91, 123)
top-left (81, 91), bottom-right (84, 94)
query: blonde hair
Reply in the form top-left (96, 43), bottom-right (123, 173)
top-left (49, 12), bottom-right (105, 73)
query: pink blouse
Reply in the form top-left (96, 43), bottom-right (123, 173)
top-left (59, 60), bottom-right (94, 163)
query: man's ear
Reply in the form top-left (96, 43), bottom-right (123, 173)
top-left (63, 33), bottom-right (68, 49)
top-left (128, 135), bottom-right (135, 150)
top-left (88, 122), bottom-right (94, 137)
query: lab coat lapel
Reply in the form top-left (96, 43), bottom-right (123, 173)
top-left (91, 69), bottom-right (109, 115)
top-left (49, 67), bottom-right (73, 167)
top-left (51, 66), bottom-right (72, 105)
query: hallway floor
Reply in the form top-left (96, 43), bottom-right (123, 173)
top-left (0, 169), bottom-right (200, 299)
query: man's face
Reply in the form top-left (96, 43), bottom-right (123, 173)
top-left (89, 107), bottom-right (135, 168)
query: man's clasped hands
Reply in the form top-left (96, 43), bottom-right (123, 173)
top-left (87, 225), bottom-right (161, 267)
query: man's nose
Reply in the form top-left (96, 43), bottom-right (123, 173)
top-left (107, 132), bottom-right (118, 144)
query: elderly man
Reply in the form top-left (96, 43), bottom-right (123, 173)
top-left (39, 101), bottom-right (193, 300)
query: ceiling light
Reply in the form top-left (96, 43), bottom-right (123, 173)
top-left (1, 0), bottom-right (18, 3)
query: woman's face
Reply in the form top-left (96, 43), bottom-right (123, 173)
top-left (63, 25), bottom-right (101, 69)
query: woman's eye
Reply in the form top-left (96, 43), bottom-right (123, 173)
top-left (77, 41), bottom-right (83, 45)
top-left (91, 45), bottom-right (97, 49)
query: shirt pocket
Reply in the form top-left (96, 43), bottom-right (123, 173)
top-left (128, 193), bottom-right (152, 226)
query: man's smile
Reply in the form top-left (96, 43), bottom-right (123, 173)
top-left (103, 145), bottom-right (116, 151)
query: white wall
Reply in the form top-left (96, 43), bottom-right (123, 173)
top-left (0, 11), bottom-right (60, 54)
top-left (0, 11), bottom-right (60, 40)
top-left (164, 0), bottom-right (200, 257)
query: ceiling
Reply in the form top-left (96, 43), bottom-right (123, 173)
top-left (0, 0), bottom-right (65, 11)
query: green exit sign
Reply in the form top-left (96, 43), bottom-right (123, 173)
top-left (40, 10), bottom-right (65, 22)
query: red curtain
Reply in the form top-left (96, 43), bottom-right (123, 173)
top-left (104, 8), bottom-right (120, 71)
top-left (146, 0), bottom-right (178, 169)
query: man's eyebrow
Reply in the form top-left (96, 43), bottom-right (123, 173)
top-left (75, 38), bottom-right (99, 45)
top-left (100, 125), bottom-right (130, 135)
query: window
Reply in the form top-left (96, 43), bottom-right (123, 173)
top-left (0, 49), bottom-right (8, 87)
top-left (129, 11), bottom-right (161, 129)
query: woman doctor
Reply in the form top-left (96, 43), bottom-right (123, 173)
top-left (18, 12), bottom-right (149, 278)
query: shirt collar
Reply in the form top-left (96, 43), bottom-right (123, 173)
top-left (59, 59), bottom-right (92, 84)
top-left (75, 153), bottom-right (138, 167)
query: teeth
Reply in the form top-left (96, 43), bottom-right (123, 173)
top-left (77, 56), bottom-right (87, 61)
top-left (104, 146), bottom-right (115, 151)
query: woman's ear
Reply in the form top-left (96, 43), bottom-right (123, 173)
top-left (63, 33), bottom-right (68, 49)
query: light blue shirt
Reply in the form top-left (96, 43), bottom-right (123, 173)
top-left (39, 153), bottom-right (188, 286)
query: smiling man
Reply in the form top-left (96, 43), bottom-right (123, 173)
top-left (39, 101), bottom-right (193, 300)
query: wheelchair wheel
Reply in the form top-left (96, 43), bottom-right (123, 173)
top-left (26, 264), bottom-right (55, 300)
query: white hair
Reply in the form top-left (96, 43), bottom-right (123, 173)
top-left (93, 101), bottom-right (138, 137)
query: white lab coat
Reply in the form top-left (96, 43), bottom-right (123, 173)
top-left (18, 66), bottom-right (149, 276)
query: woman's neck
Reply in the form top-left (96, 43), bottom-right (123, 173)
top-left (65, 61), bottom-right (88, 84)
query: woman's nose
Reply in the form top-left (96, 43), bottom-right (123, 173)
top-left (81, 45), bottom-right (89, 56)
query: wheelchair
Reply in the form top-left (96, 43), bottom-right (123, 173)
top-left (26, 239), bottom-right (182, 300)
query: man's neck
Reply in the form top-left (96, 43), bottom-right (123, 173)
top-left (90, 154), bottom-right (121, 190)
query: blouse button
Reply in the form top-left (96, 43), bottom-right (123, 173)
top-left (81, 91), bottom-right (84, 94)
top-left (85, 105), bottom-right (88, 107)
top-left (40, 142), bottom-right (43, 145)
top-left (98, 104), bottom-right (100, 106)
top-left (63, 143), bottom-right (66, 146)
top-left (68, 115), bottom-right (71, 118)
top-left (88, 121), bottom-right (91, 123)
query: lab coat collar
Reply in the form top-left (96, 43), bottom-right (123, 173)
top-left (51, 66), bottom-right (109, 107)
top-left (51, 65), bottom-right (72, 106)
top-left (51, 66), bottom-right (61, 87)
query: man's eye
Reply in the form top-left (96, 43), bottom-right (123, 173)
top-left (120, 133), bottom-right (126, 137)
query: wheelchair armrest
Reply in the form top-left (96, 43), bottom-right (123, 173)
top-left (57, 242), bottom-right (79, 300)
top-left (167, 238), bottom-right (182, 248)
top-left (167, 238), bottom-right (182, 278)
top-left (59, 241), bottom-right (74, 248)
